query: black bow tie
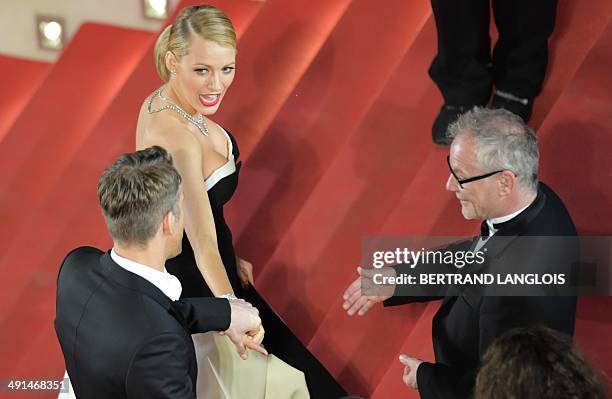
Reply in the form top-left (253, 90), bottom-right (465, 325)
top-left (480, 221), bottom-right (490, 237)
top-left (481, 218), bottom-right (517, 237)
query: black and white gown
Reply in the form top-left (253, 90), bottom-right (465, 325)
top-left (166, 126), bottom-right (345, 399)
top-left (58, 126), bottom-right (345, 399)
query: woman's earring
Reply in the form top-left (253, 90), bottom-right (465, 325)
top-left (170, 69), bottom-right (177, 76)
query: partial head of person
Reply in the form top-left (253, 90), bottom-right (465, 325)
top-left (445, 107), bottom-right (539, 221)
top-left (475, 325), bottom-right (608, 399)
top-left (154, 4), bottom-right (237, 116)
top-left (97, 146), bottom-right (184, 258)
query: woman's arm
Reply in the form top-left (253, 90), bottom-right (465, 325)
top-left (144, 128), bottom-right (234, 296)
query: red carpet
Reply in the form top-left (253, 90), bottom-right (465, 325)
top-left (0, 55), bottom-right (50, 142)
top-left (0, 0), bottom-right (610, 397)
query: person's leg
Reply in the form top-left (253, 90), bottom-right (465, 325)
top-left (429, 0), bottom-right (493, 106)
top-left (429, 0), bottom-right (492, 145)
top-left (490, 0), bottom-right (558, 121)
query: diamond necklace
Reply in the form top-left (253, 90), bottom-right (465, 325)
top-left (147, 87), bottom-right (209, 136)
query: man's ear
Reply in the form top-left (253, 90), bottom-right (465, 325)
top-left (498, 170), bottom-right (516, 196)
top-left (161, 211), bottom-right (174, 236)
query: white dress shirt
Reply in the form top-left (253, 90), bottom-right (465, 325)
top-left (485, 202), bottom-right (532, 237)
top-left (474, 202), bottom-right (532, 252)
top-left (111, 249), bottom-right (182, 301)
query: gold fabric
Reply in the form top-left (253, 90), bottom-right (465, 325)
top-left (193, 332), bottom-right (310, 399)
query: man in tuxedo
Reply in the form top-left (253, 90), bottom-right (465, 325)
top-left (343, 108), bottom-right (578, 399)
top-left (55, 146), bottom-right (266, 398)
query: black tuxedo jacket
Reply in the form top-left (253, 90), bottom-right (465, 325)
top-left (55, 247), bottom-right (231, 398)
top-left (384, 183), bottom-right (578, 399)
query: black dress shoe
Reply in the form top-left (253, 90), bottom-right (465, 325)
top-left (432, 104), bottom-right (470, 146)
top-left (490, 91), bottom-right (533, 122)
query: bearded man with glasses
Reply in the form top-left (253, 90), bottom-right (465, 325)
top-left (343, 107), bottom-right (579, 399)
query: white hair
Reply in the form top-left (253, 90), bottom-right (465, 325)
top-left (447, 107), bottom-right (539, 193)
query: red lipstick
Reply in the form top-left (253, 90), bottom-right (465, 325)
top-left (199, 94), bottom-right (220, 107)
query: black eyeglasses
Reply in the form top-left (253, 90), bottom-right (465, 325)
top-left (446, 155), bottom-right (505, 189)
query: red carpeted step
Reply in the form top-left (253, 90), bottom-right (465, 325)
top-left (0, 23), bottom-right (154, 385)
top-left (254, 1), bottom-right (612, 393)
top-left (308, 298), bottom-right (435, 397)
top-left (374, 150), bottom-right (473, 236)
top-left (300, 152), bottom-right (470, 396)
top-left (335, 14), bottom-right (612, 395)
top-left (530, 0), bottom-right (612, 129)
top-left (253, 16), bottom-right (447, 344)
top-left (575, 299), bottom-right (612, 388)
top-left (353, 12), bottom-right (612, 394)
top-left (249, 21), bottom-right (457, 394)
top-left (537, 20), bottom-right (612, 235)
top-left (213, 0), bottom-right (353, 158)
top-left (3, 0), bottom-right (611, 395)
top-left (227, 0), bottom-right (432, 274)
top-left (341, 13), bottom-right (612, 392)
top-left (246, 0), bottom-right (612, 296)
top-left (368, 302), bottom-right (439, 399)
top-left (0, 24), bottom-right (154, 258)
top-left (0, 55), bottom-right (50, 142)
top-left (536, 17), bottom-right (612, 385)
top-left (0, 0), bottom-right (263, 380)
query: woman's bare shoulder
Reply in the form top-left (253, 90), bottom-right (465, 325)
top-left (139, 114), bottom-right (202, 155)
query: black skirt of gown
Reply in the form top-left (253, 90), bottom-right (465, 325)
top-left (165, 130), bottom-right (347, 398)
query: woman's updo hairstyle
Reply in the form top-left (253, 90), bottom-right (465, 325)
top-left (154, 5), bottom-right (236, 82)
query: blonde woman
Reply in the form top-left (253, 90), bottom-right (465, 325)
top-left (135, 5), bottom-right (342, 398)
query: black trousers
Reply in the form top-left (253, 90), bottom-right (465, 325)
top-left (429, 0), bottom-right (558, 105)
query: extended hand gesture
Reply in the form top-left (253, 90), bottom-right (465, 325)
top-left (342, 267), bottom-right (395, 316)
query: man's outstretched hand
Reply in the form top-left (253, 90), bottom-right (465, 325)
top-left (342, 267), bottom-right (395, 316)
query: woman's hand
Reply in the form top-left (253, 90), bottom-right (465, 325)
top-left (223, 299), bottom-right (267, 359)
top-left (237, 257), bottom-right (254, 288)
